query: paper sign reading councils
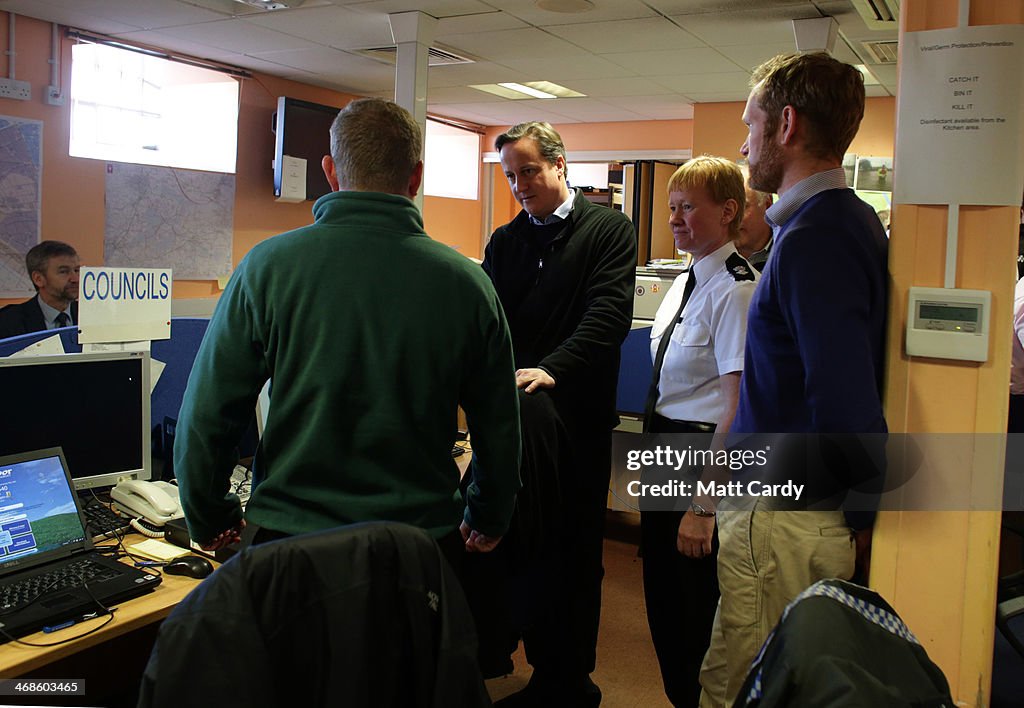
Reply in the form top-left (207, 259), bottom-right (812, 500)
top-left (78, 267), bottom-right (172, 344)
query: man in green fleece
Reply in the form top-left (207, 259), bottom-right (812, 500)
top-left (174, 98), bottom-right (521, 566)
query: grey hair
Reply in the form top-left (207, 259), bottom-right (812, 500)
top-left (26, 241), bottom-right (77, 291)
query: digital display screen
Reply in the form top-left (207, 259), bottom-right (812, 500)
top-left (919, 303), bottom-right (978, 324)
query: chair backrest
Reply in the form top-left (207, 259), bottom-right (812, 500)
top-left (734, 578), bottom-right (953, 708)
top-left (138, 522), bottom-right (489, 708)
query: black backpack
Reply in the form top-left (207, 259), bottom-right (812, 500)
top-left (734, 578), bottom-right (954, 708)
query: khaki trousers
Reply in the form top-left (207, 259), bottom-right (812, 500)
top-left (698, 503), bottom-right (856, 707)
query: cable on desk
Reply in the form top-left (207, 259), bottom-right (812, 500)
top-left (0, 579), bottom-right (117, 647)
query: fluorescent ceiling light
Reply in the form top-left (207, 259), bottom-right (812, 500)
top-left (854, 64), bottom-right (880, 85)
top-left (470, 81), bottom-right (586, 100)
top-left (535, 0), bottom-right (595, 12)
top-left (233, 0), bottom-right (304, 10)
top-left (498, 82), bottom-right (558, 99)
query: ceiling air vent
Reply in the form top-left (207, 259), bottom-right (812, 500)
top-left (861, 40), bottom-right (898, 64)
top-left (849, 0), bottom-right (899, 30)
top-left (354, 45), bottom-right (474, 67)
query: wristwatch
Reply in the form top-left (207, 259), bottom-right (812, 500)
top-left (690, 501), bottom-right (716, 518)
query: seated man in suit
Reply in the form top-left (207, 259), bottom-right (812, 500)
top-left (0, 240), bottom-right (80, 339)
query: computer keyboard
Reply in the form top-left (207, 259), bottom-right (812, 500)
top-left (0, 558), bottom-right (118, 611)
top-left (82, 501), bottom-right (132, 540)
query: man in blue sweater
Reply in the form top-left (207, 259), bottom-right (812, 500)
top-left (698, 53), bottom-right (889, 708)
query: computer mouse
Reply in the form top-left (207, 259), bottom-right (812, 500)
top-left (164, 555), bottom-right (214, 579)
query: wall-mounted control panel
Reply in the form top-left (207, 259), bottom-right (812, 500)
top-left (905, 287), bottom-right (990, 362)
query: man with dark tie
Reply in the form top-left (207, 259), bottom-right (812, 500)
top-left (0, 241), bottom-right (80, 339)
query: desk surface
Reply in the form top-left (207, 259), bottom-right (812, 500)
top-left (0, 535), bottom-right (212, 679)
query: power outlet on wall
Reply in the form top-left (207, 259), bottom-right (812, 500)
top-left (0, 77), bottom-right (31, 101)
top-left (45, 85), bottom-right (64, 106)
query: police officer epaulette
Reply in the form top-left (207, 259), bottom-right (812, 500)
top-left (725, 252), bottom-right (756, 282)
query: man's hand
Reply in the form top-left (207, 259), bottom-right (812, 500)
top-left (676, 510), bottom-right (714, 559)
top-left (515, 368), bottom-right (555, 393)
top-left (199, 519), bottom-right (246, 551)
top-left (460, 520), bottom-right (503, 553)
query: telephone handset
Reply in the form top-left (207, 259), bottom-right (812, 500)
top-left (111, 480), bottom-right (184, 528)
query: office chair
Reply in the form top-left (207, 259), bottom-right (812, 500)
top-left (733, 579), bottom-right (953, 708)
top-left (138, 522), bottom-right (490, 708)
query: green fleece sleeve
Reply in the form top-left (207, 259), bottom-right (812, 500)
top-left (459, 280), bottom-right (522, 538)
top-left (174, 261), bottom-right (267, 545)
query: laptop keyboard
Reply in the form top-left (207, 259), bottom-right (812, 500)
top-left (0, 558), bottom-right (120, 612)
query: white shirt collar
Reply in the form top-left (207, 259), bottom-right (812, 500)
top-left (689, 241), bottom-right (739, 288)
top-left (36, 294), bottom-right (72, 328)
top-left (528, 188), bottom-right (575, 226)
top-left (765, 167), bottom-right (848, 235)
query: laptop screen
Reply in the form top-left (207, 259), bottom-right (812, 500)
top-left (0, 449), bottom-right (88, 574)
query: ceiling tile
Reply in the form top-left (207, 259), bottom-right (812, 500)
top-left (157, 18), bottom-right (321, 53)
top-left (221, 52), bottom-right (318, 75)
top-left (650, 71), bottom-right (751, 94)
top-left (646, 0), bottom-right (812, 15)
top-left (111, 29), bottom-right (238, 61)
top-left (430, 104), bottom-right (505, 125)
top-left (494, 54), bottom-right (635, 81)
top-left (440, 99), bottom-right (578, 124)
top-left (249, 45), bottom-right (361, 72)
top-left (551, 76), bottom-right (673, 98)
top-left (436, 11), bottom-right (529, 35)
top-left (604, 47), bottom-right (742, 76)
top-left (482, 0), bottom-right (657, 26)
top-left (442, 27), bottom-right (588, 61)
top-left (599, 93), bottom-right (695, 118)
top-left (670, 5), bottom-right (822, 46)
top-left (531, 98), bottom-right (648, 122)
top-left (345, 0), bottom-right (497, 17)
top-left (54, 0), bottom-right (227, 30)
top-left (713, 42), bottom-right (795, 72)
top-left (0, 0), bottom-right (143, 33)
top-left (425, 61), bottom-right (531, 88)
top-left (865, 85), bottom-right (892, 98)
top-left (676, 90), bottom-right (751, 104)
top-left (428, 86), bottom-right (506, 103)
top-left (546, 16), bottom-right (705, 53)
top-left (243, 5), bottom-right (392, 48)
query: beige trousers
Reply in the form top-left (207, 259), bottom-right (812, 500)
top-left (698, 504), bottom-right (856, 707)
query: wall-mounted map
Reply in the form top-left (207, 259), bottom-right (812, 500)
top-left (0, 116), bottom-right (42, 298)
top-left (105, 163), bottom-right (234, 280)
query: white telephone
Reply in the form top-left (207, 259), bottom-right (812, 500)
top-left (111, 480), bottom-right (184, 528)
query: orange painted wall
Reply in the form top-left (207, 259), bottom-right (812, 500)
top-left (0, 13), bottom-right (481, 306)
top-left (693, 96), bottom-right (897, 161)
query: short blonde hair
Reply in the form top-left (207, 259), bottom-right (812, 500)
top-left (668, 156), bottom-right (746, 237)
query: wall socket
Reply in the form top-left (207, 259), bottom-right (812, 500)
top-left (45, 85), bottom-right (64, 106)
top-left (0, 77), bottom-right (31, 101)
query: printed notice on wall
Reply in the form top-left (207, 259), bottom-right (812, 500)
top-left (894, 24), bottom-right (1024, 206)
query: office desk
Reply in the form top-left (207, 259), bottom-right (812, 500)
top-left (0, 536), bottom-right (212, 681)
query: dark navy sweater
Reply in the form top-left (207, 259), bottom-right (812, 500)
top-left (732, 189), bottom-right (888, 528)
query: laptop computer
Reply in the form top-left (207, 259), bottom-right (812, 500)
top-left (0, 447), bottom-right (161, 642)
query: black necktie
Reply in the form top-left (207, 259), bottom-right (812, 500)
top-left (643, 272), bottom-right (698, 431)
top-left (54, 311), bottom-right (70, 329)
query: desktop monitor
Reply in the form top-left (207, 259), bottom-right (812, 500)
top-left (0, 351), bottom-right (152, 490)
